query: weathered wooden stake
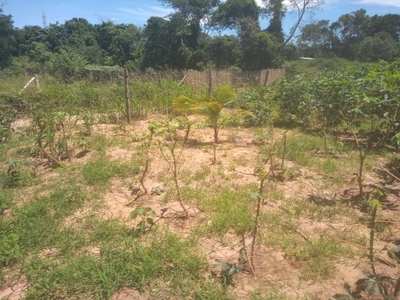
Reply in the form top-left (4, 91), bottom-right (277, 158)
top-left (124, 68), bottom-right (131, 124)
top-left (19, 76), bottom-right (37, 94)
top-left (208, 66), bottom-right (212, 101)
top-left (34, 74), bottom-right (40, 89)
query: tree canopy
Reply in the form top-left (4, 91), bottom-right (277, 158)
top-left (0, 2), bottom-right (399, 74)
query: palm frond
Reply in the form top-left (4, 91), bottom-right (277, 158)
top-left (172, 95), bottom-right (198, 112)
top-left (211, 85), bottom-right (236, 105)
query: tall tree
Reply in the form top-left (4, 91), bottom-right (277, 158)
top-left (212, 0), bottom-right (283, 70)
top-left (96, 22), bottom-right (142, 66)
top-left (159, 0), bottom-right (220, 26)
top-left (359, 32), bottom-right (400, 62)
top-left (17, 25), bottom-right (47, 55)
top-left (241, 31), bottom-right (283, 70)
top-left (159, 0), bottom-right (220, 64)
top-left (366, 14), bottom-right (400, 41)
top-left (268, 0), bottom-right (324, 46)
top-left (205, 35), bottom-right (241, 68)
top-left (142, 16), bottom-right (192, 69)
top-left (330, 9), bottom-right (369, 59)
top-left (212, 0), bottom-right (260, 33)
top-left (264, 0), bottom-right (285, 43)
top-left (0, 7), bottom-right (14, 69)
top-left (297, 19), bottom-right (333, 57)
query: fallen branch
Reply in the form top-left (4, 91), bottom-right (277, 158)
top-left (378, 164), bottom-right (400, 182)
top-left (178, 75), bottom-right (187, 86)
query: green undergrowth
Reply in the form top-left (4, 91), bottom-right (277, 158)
top-left (22, 230), bottom-right (229, 299)
top-left (0, 76), bottom-right (195, 119)
top-left (0, 72), bottom-right (398, 298)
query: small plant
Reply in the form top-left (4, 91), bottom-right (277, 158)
top-left (150, 186), bottom-right (164, 196)
top-left (5, 159), bottom-right (21, 187)
top-left (212, 259), bottom-right (242, 286)
top-left (249, 168), bottom-right (271, 273)
top-left (156, 120), bottom-right (189, 218)
top-left (173, 85), bottom-right (236, 163)
top-left (80, 111), bottom-right (95, 136)
top-left (133, 123), bottom-right (155, 201)
top-left (0, 189), bottom-right (13, 214)
top-left (176, 116), bottom-right (193, 145)
top-left (335, 195), bottom-right (399, 299)
top-left (130, 205), bottom-right (157, 234)
top-left (33, 111), bottom-right (75, 167)
top-left (355, 271), bottom-right (396, 299)
top-left (332, 282), bottom-right (358, 300)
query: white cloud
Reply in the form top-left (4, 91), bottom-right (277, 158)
top-left (352, 0), bottom-right (400, 7)
top-left (117, 5), bottom-right (173, 20)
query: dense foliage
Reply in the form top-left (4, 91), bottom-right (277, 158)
top-left (273, 59), bottom-right (400, 145)
top-left (0, 1), bottom-right (399, 77)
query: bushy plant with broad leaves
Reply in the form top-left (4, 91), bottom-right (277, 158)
top-left (49, 47), bottom-right (88, 82)
top-left (212, 259), bottom-right (242, 286)
top-left (235, 88), bottom-right (277, 127)
top-left (130, 205), bottom-right (156, 234)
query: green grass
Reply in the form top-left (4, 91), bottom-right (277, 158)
top-left (82, 155), bottom-right (139, 187)
top-left (200, 188), bottom-right (255, 236)
top-left (0, 189), bottom-right (14, 214)
top-left (22, 231), bottom-right (216, 299)
top-left (1, 75), bottom-right (398, 299)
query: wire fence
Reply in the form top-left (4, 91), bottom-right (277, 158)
top-left (84, 68), bottom-right (286, 90)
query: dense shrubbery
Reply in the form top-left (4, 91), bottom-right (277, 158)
top-left (273, 59), bottom-right (400, 144)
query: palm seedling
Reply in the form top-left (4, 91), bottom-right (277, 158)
top-left (173, 85), bottom-right (236, 144)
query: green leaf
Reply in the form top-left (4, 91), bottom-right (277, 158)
top-left (139, 220), bottom-right (145, 232)
top-left (228, 267), bottom-right (236, 276)
top-left (136, 206), bottom-right (146, 215)
top-left (343, 282), bottom-right (351, 294)
top-left (148, 210), bottom-right (156, 218)
top-left (130, 210), bottom-right (139, 219)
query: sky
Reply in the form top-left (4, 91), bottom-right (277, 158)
top-left (2, 0), bottom-right (400, 35)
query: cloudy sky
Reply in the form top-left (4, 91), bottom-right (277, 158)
top-left (3, 0), bottom-right (400, 33)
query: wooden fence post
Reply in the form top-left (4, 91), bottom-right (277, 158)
top-left (208, 66), bottom-right (212, 101)
top-left (34, 74), bottom-right (40, 89)
top-left (124, 68), bottom-right (131, 124)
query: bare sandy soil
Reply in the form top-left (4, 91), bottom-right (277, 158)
top-left (2, 115), bottom-right (399, 299)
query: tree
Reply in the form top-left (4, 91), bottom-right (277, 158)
top-left (330, 9), bottom-right (368, 59)
top-left (173, 85), bottom-right (236, 143)
top-left (212, 0), bottom-right (260, 33)
top-left (205, 35), bottom-right (241, 68)
top-left (159, 0), bottom-right (220, 29)
top-left (64, 18), bottom-right (102, 63)
top-left (241, 31), bottom-right (283, 70)
top-left (359, 32), bottom-right (400, 62)
top-left (17, 25), bottom-right (47, 56)
top-left (263, 0), bottom-right (324, 46)
top-left (264, 0), bottom-right (285, 43)
top-left (95, 22), bottom-right (142, 66)
top-left (0, 7), bottom-right (14, 69)
top-left (158, 0), bottom-right (220, 66)
top-left (142, 16), bottom-right (192, 69)
top-left (297, 19), bottom-right (333, 57)
top-left (366, 14), bottom-right (400, 41)
top-left (49, 47), bottom-right (88, 81)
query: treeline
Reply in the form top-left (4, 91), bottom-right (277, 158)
top-left (297, 9), bottom-right (400, 61)
top-left (0, 0), bottom-right (400, 78)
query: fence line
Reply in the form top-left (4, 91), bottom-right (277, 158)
top-left (84, 68), bottom-right (285, 90)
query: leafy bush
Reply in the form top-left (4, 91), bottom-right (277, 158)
top-left (0, 189), bottom-right (13, 214)
top-left (49, 47), bottom-right (88, 82)
top-left (235, 88), bottom-right (277, 126)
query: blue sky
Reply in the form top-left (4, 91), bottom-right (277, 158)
top-left (3, 0), bottom-right (400, 35)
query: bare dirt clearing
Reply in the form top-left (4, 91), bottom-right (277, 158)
top-left (2, 115), bottom-right (399, 299)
